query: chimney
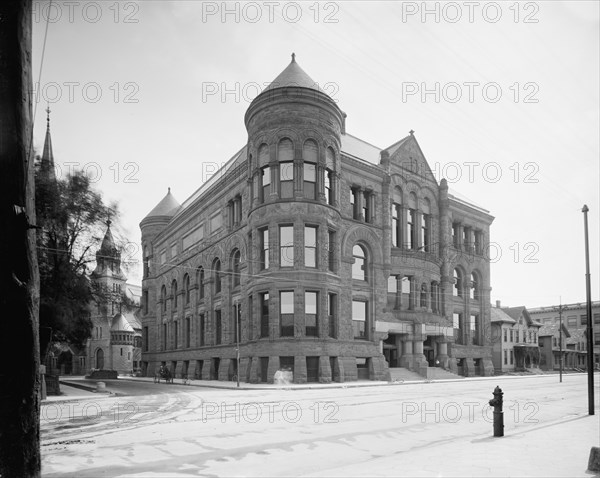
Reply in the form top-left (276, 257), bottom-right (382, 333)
top-left (496, 300), bottom-right (501, 308)
top-left (341, 111), bottom-right (347, 134)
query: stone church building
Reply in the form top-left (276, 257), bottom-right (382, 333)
top-left (140, 55), bottom-right (494, 383)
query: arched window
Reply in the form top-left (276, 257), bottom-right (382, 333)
top-left (232, 249), bottom-right (241, 287)
top-left (277, 138), bottom-right (294, 162)
top-left (197, 267), bottom-right (205, 300)
top-left (352, 244), bottom-right (368, 281)
top-left (258, 143), bottom-right (269, 166)
top-left (470, 272), bottom-right (479, 300)
top-left (183, 274), bottom-right (190, 305)
top-left (453, 269), bottom-right (463, 297)
top-left (171, 280), bottom-right (178, 309)
top-left (161, 285), bottom-right (167, 312)
top-left (213, 259), bottom-right (221, 294)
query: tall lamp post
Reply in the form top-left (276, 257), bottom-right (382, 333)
top-left (582, 205), bottom-right (594, 415)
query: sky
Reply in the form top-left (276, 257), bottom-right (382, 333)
top-left (31, 0), bottom-right (599, 309)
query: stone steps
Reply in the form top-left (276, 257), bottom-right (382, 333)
top-left (388, 367), bottom-right (426, 382)
top-left (425, 367), bottom-right (463, 380)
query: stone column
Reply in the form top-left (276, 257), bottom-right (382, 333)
top-left (201, 360), bottom-right (211, 380)
top-left (437, 339), bottom-right (449, 369)
top-left (356, 187), bottom-right (364, 221)
top-left (399, 336), bottom-right (414, 369)
top-left (249, 357), bottom-right (259, 383)
top-left (401, 206), bottom-right (408, 248)
top-left (319, 356), bottom-right (332, 383)
top-left (294, 356), bottom-right (307, 383)
top-left (266, 356), bottom-right (280, 384)
top-left (239, 357), bottom-right (250, 382)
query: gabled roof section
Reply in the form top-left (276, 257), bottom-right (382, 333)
top-left (143, 188), bottom-right (181, 220)
top-left (263, 53), bottom-right (324, 95)
top-left (383, 132), bottom-right (437, 184)
top-left (538, 323), bottom-right (571, 338)
top-left (502, 306), bottom-right (542, 327)
top-left (491, 307), bottom-right (516, 324)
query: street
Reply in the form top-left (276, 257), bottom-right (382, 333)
top-left (41, 374), bottom-right (599, 477)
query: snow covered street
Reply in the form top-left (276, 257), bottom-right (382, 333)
top-left (41, 373), bottom-right (599, 477)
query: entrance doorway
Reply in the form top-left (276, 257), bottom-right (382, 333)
top-left (423, 336), bottom-right (436, 367)
top-left (96, 348), bottom-right (104, 369)
top-left (383, 334), bottom-right (400, 367)
top-left (306, 357), bottom-right (319, 383)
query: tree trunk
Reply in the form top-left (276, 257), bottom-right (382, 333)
top-left (0, 0), bottom-right (41, 476)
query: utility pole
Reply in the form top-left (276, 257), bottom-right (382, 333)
top-left (0, 0), bottom-right (41, 476)
top-left (554, 300), bottom-right (564, 382)
top-left (582, 205), bottom-right (595, 415)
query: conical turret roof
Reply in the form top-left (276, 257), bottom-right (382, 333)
top-left (262, 53), bottom-right (325, 94)
top-left (40, 106), bottom-right (56, 181)
top-left (98, 220), bottom-right (119, 258)
top-left (143, 188), bottom-right (181, 220)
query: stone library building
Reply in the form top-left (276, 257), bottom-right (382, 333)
top-left (140, 55), bottom-right (495, 383)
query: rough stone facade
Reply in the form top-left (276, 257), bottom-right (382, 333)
top-left (140, 57), bottom-right (495, 383)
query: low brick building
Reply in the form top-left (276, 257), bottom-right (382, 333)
top-left (140, 56), bottom-right (495, 383)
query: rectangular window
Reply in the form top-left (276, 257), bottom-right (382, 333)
top-left (567, 316), bottom-right (577, 327)
top-left (474, 231), bottom-right (482, 255)
top-left (363, 191), bottom-right (370, 223)
top-left (280, 162), bottom-right (294, 198)
top-left (421, 214), bottom-right (430, 252)
top-left (259, 227), bottom-right (269, 269)
top-left (280, 291), bottom-right (295, 337)
top-left (174, 321), bottom-right (178, 349)
top-left (260, 292), bottom-right (269, 338)
top-left (328, 230), bottom-right (336, 272)
top-left (594, 313), bottom-right (600, 324)
top-left (408, 209), bottom-right (416, 249)
top-left (280, 225), bottom-right (294, 267)
top-left (595, 333), bottom-right (600, 345)
top-left (510, 350), bottom-right (514, 365)
top-left (162, 324), bottom-right (166, 350)
top-left (470, 314), bottom-right (479, 345)
top-left (305, 291), bottom-right (318, 337)
top-left (503, 328), bottom-right (507, 342)
top-left (510, 329), bottom-right (513, 342)
top-left (392, 203), bottom-right (401, 247)
top-left (261, 166), bottom-right (271, 202)
top-left (199, 314), bottom-right (205, 346)
top-left (160, 250), bottom-right (167, 264)
top-left (143, 290), bottom-right (148, 314)
top-left (185, 317), bottom-right (190, 348)
top-left (170, 243), bottom-right (177, 259)
top-left (504, 350), bottom-right (507, 365)
top-left (352, 300), bottom-right (367, 340)
top-left (325, 169), bottom-right (333, 205)
top-left (304, 226), bottom-right (317, 268)
top-left (215, 310), bottom-right (222, 345)
top-left (303, 163), bottom-right (316, 199)
top-left (328, 293), bottom-right (337, 338)
top-left (580, 315), bottom-right (587, 326)
top-left (453, 312), bottom-right (463, 345)
top-left (351, 188), bottom-right (359, 219)
top-left (143, 326), bottom-right (148, 352)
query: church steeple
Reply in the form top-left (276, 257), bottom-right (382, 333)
top-left (92, 215), bottom-right (126, 282)
top-left (40, 105), bottom-right (56, 182)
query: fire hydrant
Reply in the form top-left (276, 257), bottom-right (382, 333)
top-left (488, 385), bottom-right (504, 437)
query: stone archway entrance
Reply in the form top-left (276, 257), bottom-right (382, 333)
top-left (383, 333), bottom-right (401, 367)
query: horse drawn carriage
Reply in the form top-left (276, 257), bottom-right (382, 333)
top-left (153, 365), bottom-right (173, 384)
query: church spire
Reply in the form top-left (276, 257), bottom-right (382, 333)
top-left (41, 105), bottom-right (56, 181)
